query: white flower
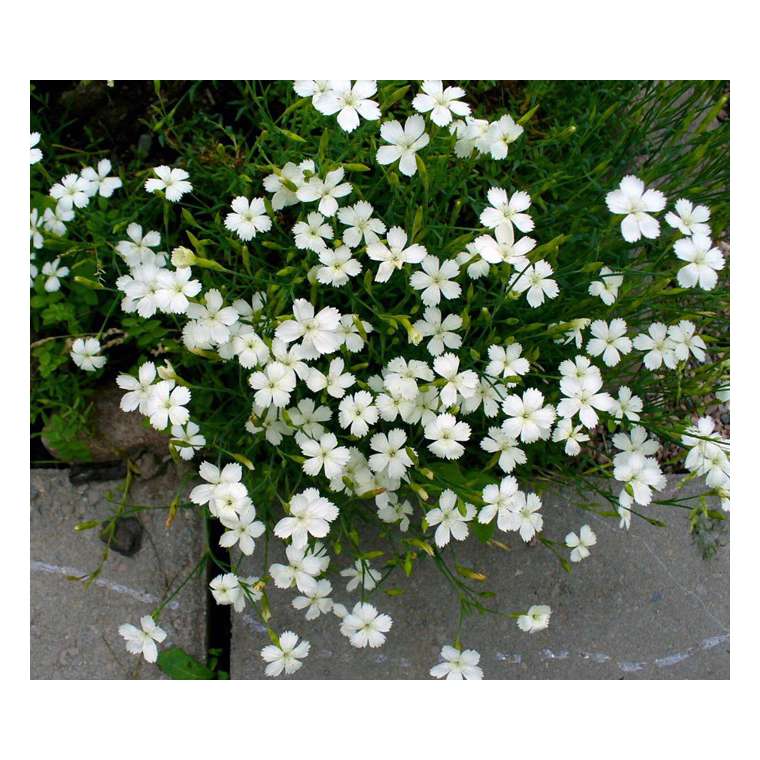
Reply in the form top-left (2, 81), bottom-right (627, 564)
top-left (665, 198), bottom-right (711, 236)
top-left (30, 209), bottom-right (44, 249)
top-left (145, 380), bottom-right (191, 430)
top-left (41, 257), bottom-right (69, 292)
top-left (315, 80), bottom-right (380, 132)
top-left (502, 389), bottom-right (556, 443)
top-left (613, 452), bottom-right (665, 506)
top-left (189, 461), bottom-right (243, 508)
top-left (144, 166), bottom-right (192, 202)
top-left (410, 255), bottom-right (461, 306)
top-left (264, 159), bottom-right (315, 209)
top-left (384, 357), bottom-right (433, 400)
top-left (481, 426), bottom-right (526, 473)
top-left (413, 307), bottom-right (462, 356)
top-left (170, 420), bottom-right (206, 460)
top-left (261, 631), bottom-right (310, 677)
top-left (517, 605), bottom-right (551, 634)
top-left (340, 603), bottom-right (392, 648)
top-left (292, 579), bottom-right (334, 620)
top-left (480, 187), bottom-right (534, 234)
top-left (42, 204), bottom-right (74, 236)
top-left (232, 328), bottom-right (270, 369)
top-left (298, 432), bottom-right (350, 480)
top-left (559, 355), bottom-right (601, 382)
top-left (369, 429), bottom-right (414, 479)
top-left (224, 196), bottom-right (271, 241)
top-left (611, 386), bottom-right (643, 422)
top-left (612, 425), bottom-right (660, 466)
top-left (586, 319), bottom-right (632, 367)
top-left (270, 544), bottom-right (324, 594)
top-left (513, 491), bottom-right (543, 542)
top-left (288, 398), bottom-right (332, 438)
top-left (186, 289), bottom-right (239, 345)
top-left (50, 173), bottom-right (91, 210)
top-left (316, 245), bottom-right (362, 287)
top-left (668, 320), bottom-right (706, 363)
top-left (509, 260), bottom-right (559, 308)
top-left (367, 226), bottom-right (427, 282)
top-left (424, 413), bottom-right (471, 460)
top-left (588, 266), bottom-right (623, 305)
top-left (296, 167), bottom-right (352, 217)
top-left (116, 223), bottom-right (162, 267)
top-left (339, 391), bottom-right (379, 437)
top-left (674, 234), bottom-right (724, 290)
top-left (478, 476), bottom-right (520, 531)
top-left (118, 615), bottom-right (166, 663)
top-left (81, 159), bottom-right (122, 198)
top-left (306, 357), bottom-right (355, 398)
top-left (412, 80), bottom-right (470, 127)
top-left (337, 200), bottom-right (386, 247)
top-left (554, 319), bottom-right (591, 350)
top-left (376, 492), bottom-right (413, 531)
top-left (70, 337), bottom-right (106, 372)
top-left (456, 241), bottom-right (491, 280)
top-left (452, 116), bottom-right (494, 157)
top-left (210, 573), bottom-right (246, 612)
top-left (565, 524), bottom-right (597, 562)
top-left (338, 313), bottom-right (373, 352)
top-left (427, 489), bottom-right (475, 547)
top-left (682, 416), bottom-right (730, 488)
top-left (340, 560), bottom-right (382, 592)
top-left (557, 373), bottom-right (614, 429)
top-left (30, 132), bottom-right (42, 164)
top-left (473, 223), bottom-right (535, 267)
top-left (220, 502), bottom-right (265, 555)
top-left (462, 379), bottom-right (507, 417)
top-left (486, 114), bottom-right (524, 159)
top-left (485, 342), bottom-right (529, 383)
top-left (552, 417), bottom-right (589, 456)
top-left (430, 645), bottom-right (483, 680)
top-left (249, 362), bottom-right (296, 408)
top-left (246, 404), bottom-right (293, 445)
top-left (275, 298), bottom-right (342, 359)
top-left (433, 353), bottom-right (479, 408)
top-left (376, 115), bottom-right (430, 176)
top-left (117, 263), bottom-right (163, 318)
top-left (292, 211), bottom-right (333, 252)
top-left (155, 268), bottom-right (201, 314)
top-left (294, 80), bottom-right (331, 102)
top-left (398, 386), bottom-right (439, 427)
top-left (275, 488), bottom-right (339, 549)
top-left (605, 175), bottom-right (666, 242)
top-left (632, 322), bottom-right (677, 370)
top-left (117, 361), bottom-right (159, 413)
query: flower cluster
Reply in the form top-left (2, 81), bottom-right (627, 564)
top-left (31, 81), bottom-right (729, 678)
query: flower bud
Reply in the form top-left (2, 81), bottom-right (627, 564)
top-left (171, 246), bottom-right (196, 268)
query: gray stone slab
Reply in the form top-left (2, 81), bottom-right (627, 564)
top-left (30, 466), bottom-right (206, 679)
top-left (231, 476), bottom-right (729, 679)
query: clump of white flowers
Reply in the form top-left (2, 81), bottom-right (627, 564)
top-left (31, 81), bottom-right (728, 680)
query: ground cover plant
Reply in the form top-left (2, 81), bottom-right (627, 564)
top-left (30, 80), bottom-right (730, 679)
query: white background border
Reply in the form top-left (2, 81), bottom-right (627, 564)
top-left (5, 0), bottom-right (752, 755)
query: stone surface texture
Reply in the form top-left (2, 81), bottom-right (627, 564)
top-left (230, 477), bottom-right (729, 679)
top-left (30, 466), bottom-right (205, 679)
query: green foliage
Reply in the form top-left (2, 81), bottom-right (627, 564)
top-left (156, 646), bottom-right (228, 680)
top-left (30, 80), bottom-right (729, 610)
top-left (41, 406), bottom-right (92, 462)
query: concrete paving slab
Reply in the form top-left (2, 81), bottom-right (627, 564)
top-left (231, 477), bottom-right (729, 679)
top-left (30, 466), bottom-right (206, 679)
